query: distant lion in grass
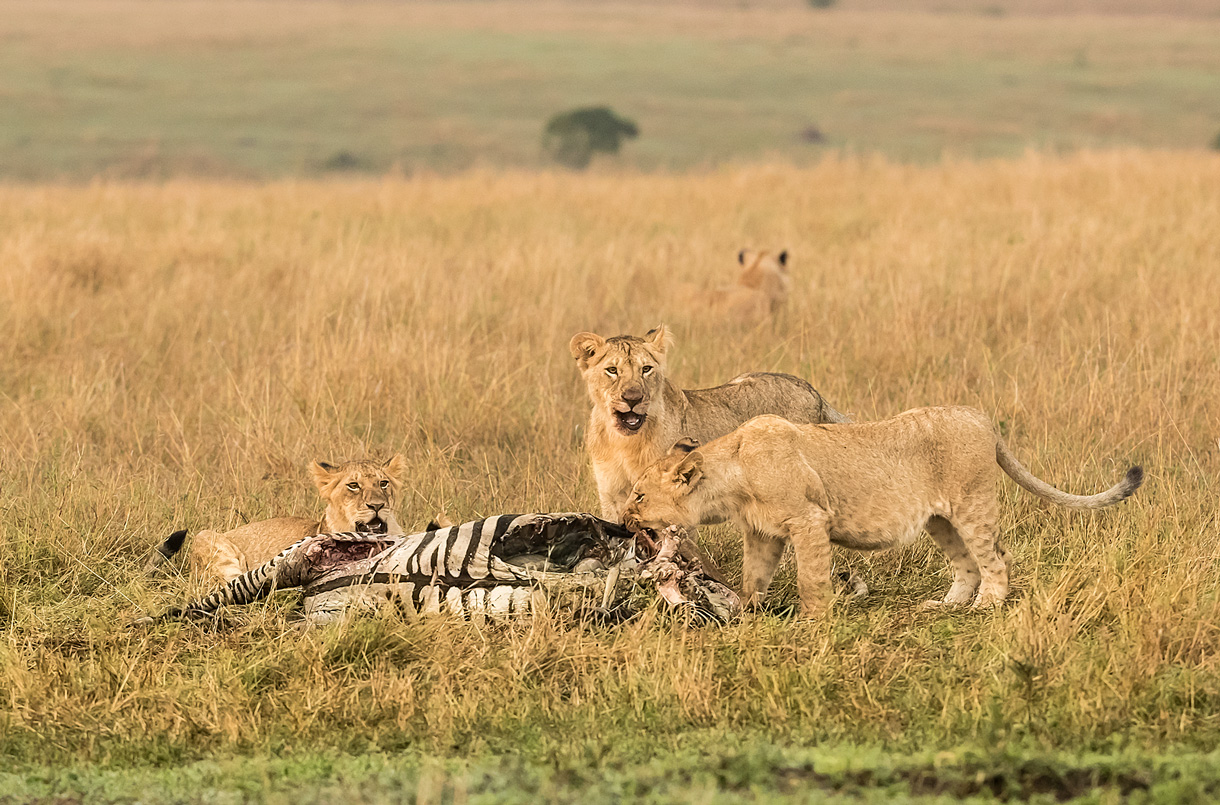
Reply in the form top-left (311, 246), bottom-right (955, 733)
top-left (569, 324), bottom-right (847, 525)
top-left (678, 249), bottom-right (792, 320)
top-left (146, 456), bottom-right (406, 585)
top-left (622, 407), bottom-right (1143, 616)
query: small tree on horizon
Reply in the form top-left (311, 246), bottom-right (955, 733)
top-left (543, 106), bottom-right (639, 170)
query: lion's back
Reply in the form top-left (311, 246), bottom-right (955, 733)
top-left (682, 372), bottom-right (829, 440)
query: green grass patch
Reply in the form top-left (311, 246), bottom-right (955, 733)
top-left (5, 740), bottom-right (1219, 803)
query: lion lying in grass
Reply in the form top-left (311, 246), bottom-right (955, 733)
top-left (146, 456), bottom-right (406, 585)
top-left (677, 248), bottom-right (792, 320)
top-left (622, 407), bottom-right (1143, 616)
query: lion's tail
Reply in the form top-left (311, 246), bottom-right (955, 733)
top-left (995, 440), bottom-right (1143, 510)
top-left (143, 529), bottom-right (188, 574)
top-left (821, 399), bottom-right (851, 424)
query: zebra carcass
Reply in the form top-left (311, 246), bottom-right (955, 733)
top-left (136, 513), bottom-right (741, 626)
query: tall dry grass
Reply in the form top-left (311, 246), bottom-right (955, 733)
top-left (0, 150), bottom-right (1217, 765)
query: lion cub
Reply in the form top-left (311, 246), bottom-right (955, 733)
top-left (622, 408), bottom-right (1143, 616)
top-left (148, 456), bottom-right (406, 585)
top-left (678, 249), bottom-right (792, 320)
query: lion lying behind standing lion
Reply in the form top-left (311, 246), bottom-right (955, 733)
top-left (623, 407), bottom-right (1143, 616)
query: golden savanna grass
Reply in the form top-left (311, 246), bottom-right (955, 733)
top-left (1, 151), bottom-right (1218, 768)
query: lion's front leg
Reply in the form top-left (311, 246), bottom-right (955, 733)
top-left (740, 530), bottom-right (786, 609)
top-left (598, 492), bottom-right (625, 525)
top-left (593, 461), bottom-right (633, 525)
top-left (786, 510), bottom-right (834, 618)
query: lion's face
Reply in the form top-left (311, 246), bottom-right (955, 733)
top-left (622, 439), bottom-right (704, 531)
top-left (310, 456), bottom-right (406, 535)
top-left (570, 325), bottom-right (672, 436)
top-left (737, 248), bottom-right (791, 300)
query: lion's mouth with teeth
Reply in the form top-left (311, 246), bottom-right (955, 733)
top-left (355, 517), bottom-right (389, 535)
top-left (613, 410), bottom-right (647, 433)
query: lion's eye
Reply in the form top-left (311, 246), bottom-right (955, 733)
top-left (347, 482), bottom-right (361, 492)
top-left (379, 480), bottom-right (390, 490)
top-left (605, 366), bottom-right (618, 376)
top-left (642, 365), bottom-right (654, 375)
top-left (634, 493), bottom-right (644, 503)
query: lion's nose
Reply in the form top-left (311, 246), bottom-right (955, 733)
top-left (623, 513), bottom-right (640, 530)
top-left (621, 387), bottom-right (644, 403)
top-left (368, 502), bottom-right (384, 513)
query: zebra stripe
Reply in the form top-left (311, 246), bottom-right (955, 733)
top-left (303, 580), bottom-right (550, 624)
top-left (141, 514), bottom-right (635, 626)
top-left (459, 518), bottom-right (484, 576)
top-left (404, 529), bottom-right (436, 576)
top-left (488, 516), bottom-right (515, 578)
top-left (419, 584), bottom-right (442, 614)
top-left (419, 527), bottom-right (448, 577)
top-left (164, 532), bottom-right (390, 620)
top-left (443, 521), bottom-right (471, 578)
top-left (449, 518), bottom-right (481, 578)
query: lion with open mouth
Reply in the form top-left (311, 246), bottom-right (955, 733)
top-left (146, 455), bottom-right (407, 585)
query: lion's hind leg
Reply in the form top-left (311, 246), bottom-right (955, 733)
top-left (922, 515), bottom-right (981, 607)
top-left (189, 529), bottom-right (248, 586)
top-left (954, 513), bottom-right (1009, 608)
top-left (786, 511), bottom-right (835, 618)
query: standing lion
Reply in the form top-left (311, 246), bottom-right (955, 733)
top-left (569, 324), bottom-right (847, 524)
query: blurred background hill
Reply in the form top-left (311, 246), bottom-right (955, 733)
top-left (1, 0), bottom-right (1218, 179)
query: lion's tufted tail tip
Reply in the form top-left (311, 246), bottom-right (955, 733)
top-left (160, 529), bottom-right (188, 557)
top-left (144, 529), bottom-right (189, 574)
top-left (1121, 466), bottom-right (1145, 500)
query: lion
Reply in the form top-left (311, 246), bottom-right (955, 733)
top-left (146, 455), bottom-right (407, 585)
top-left (569, 324), bottom-right (847, 524)
top-left (621, 407), bottom-right (1143, 616)
top-left (677, 249), bottom-right (792, 320)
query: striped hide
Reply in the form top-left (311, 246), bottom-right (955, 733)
top-left (138, 513), bottom-right (648, 626)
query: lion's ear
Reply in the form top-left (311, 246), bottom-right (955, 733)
top-left (569, 332), bottom-right (606, 369)
top-left (645, 324), bottom-right (673, 357)
top-left (383, 453), bottom-right (407, 484)
top-left (672, 451), bottom-right (704, 487)
top-left (737, 249), bottom-right (746, 265)
top-left (309, 461), bottom-right (338, 492)
top-left (777, 250), bottom-right (789, 268)
top-left (670, 437), bottom-right (700, 454)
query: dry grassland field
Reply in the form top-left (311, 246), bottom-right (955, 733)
top-left (1, 151), bottom-right (1219, 801)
